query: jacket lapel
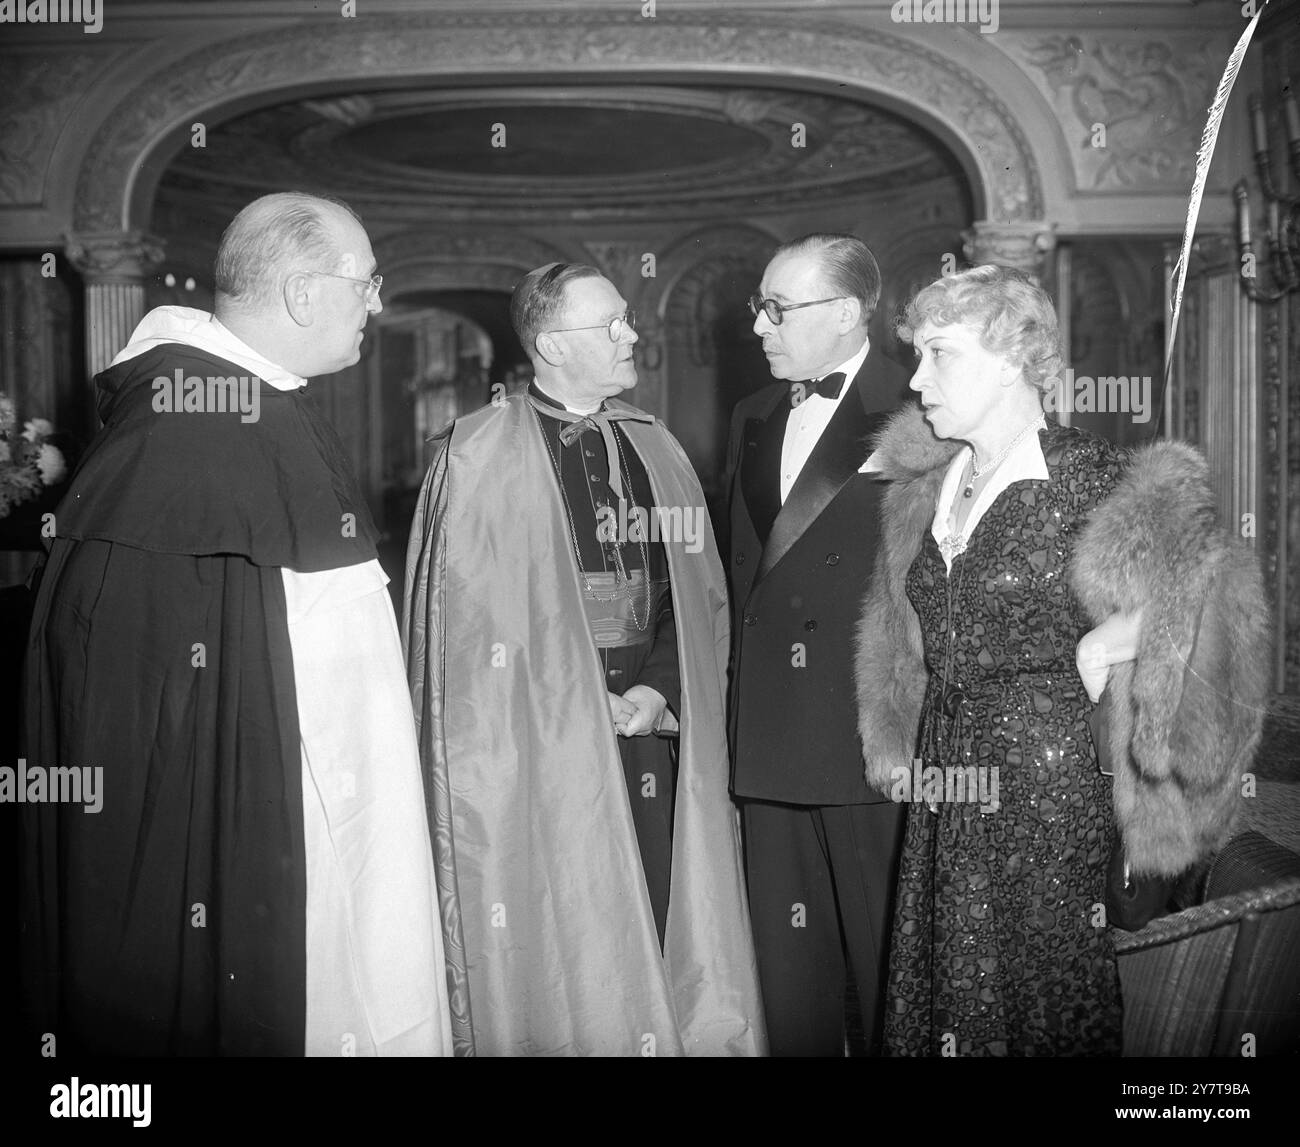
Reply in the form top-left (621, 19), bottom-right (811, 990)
top-left (754, 360), bottom-right (885, 584)
top-left (737, 386), bottom-right (791, 545)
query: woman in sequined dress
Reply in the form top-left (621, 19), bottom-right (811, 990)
top-left (857, 266), bottom-right (1140, 1056)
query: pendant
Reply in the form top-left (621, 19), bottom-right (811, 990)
top-left (962, 484), bottom-right (974, 498)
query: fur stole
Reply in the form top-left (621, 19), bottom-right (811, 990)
top-left (853, 405), bottom-right (957, 791)
top-left (1070, 442), bottom-right (1268, 876)
top-left (853, 404), bottom-right (1267, 878)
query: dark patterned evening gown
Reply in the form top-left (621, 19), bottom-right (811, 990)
top-left (884, 424), bottom-right (1126, 1057)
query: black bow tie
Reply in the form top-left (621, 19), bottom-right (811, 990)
top-left (790, 371), bottom-right (846, 404)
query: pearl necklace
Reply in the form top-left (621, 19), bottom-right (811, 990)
top-left (962, 415), bottom-right (1046, 498)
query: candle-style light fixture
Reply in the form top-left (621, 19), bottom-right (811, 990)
top-left (1235, 77), bottom-right (1300, 303)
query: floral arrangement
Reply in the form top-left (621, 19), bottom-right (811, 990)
top-left (0, 392), bottom-right (66, 519)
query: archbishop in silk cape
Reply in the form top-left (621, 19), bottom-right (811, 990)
top-left (403, 391), bottom-right (766, 1056)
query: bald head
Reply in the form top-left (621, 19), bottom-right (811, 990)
top-left (214, 192), bottom-right (360, 316)
top-left (211, 191), bottom-right (382, 379)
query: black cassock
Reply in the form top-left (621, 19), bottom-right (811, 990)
top-left (20, 343), bottom-right (379, 1055)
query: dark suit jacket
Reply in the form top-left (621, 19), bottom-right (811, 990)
top-left (725, 352), bottom-right (910, 805)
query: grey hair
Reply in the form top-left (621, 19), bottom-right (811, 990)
top-left (510, 262), bottom-right (604, 358)
top-left (896, 264), bottom-right (1063, 393)
top-left (214, 191), bottom-right (361, 310)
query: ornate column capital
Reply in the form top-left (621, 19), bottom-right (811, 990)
top-left (961, 222), bottom-right (1057, 277)
top-left (64, 230), bottom-right (166, 283)
top-left (66, 229), bottom-right (166, 377)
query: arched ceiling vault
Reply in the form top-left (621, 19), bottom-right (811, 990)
top-left (68, 11), bottom-right (1046, 236)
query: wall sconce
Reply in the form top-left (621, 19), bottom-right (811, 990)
top-left (1235, 78), bottom-right (1300, 303)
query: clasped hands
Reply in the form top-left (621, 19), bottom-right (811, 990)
top-left (607, 684), bottom-right (678, 738)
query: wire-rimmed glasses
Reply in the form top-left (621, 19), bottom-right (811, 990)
top-left (305, 270), bottom-right (384, 304)
top-left (545, 309), bottom-right (638, 342)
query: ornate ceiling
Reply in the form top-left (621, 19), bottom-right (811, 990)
top-left (156, 83), bottom-right (965, 225)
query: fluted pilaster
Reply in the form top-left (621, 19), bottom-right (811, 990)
top-left (65, 231), bottom-right (165, 377)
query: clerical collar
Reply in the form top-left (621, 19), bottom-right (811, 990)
top-left (529, 379), bottom-right (603, 416)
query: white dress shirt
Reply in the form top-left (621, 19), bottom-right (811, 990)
top-left (930, 420), bottom-right (1049, 572)
top-left (779, 338), bottom-right (870, 504)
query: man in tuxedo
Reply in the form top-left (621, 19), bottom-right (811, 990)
top-left (725, 233), bottom-right (909, 1056)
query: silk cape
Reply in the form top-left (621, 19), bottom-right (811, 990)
top-left (402, 392), bottom-right (766, 1056)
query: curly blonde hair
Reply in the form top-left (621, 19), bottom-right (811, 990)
top-left (895, 264), bottom-right (1062, 393)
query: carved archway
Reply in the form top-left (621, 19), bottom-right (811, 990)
top-left (72, 11), bottom-right (1041, 235)
top-left (655, 223), bottom-right (782, 325)
top-left (873, 223), bottom-right (967, 364)
top-left (372, 229), bottom-right (577, 299)
top-left (659, 224), bottom-right (780, 508)
top-left (371, 228), bottom-right (583, 395)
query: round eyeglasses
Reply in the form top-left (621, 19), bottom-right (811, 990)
top-left (545, 310), bottom-right (637, 342)
top-left (748, 293), bottom-right (846, 325)
top-left (304, 270), bottom-right (384, 303)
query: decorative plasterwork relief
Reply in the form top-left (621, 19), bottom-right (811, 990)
top-left (233, 85), bottom-right (952, 211)
top-left (0, 50), bottom-right (105, 206)
top-left (962, 221), bottom-right (1057, 273)
top-left (370, 229), bottom-right (574, 296)
top-left (667, 251), bottom-right (769, 370)
top-left (73, 11), bottom-right (1041, 232)
top-left (655, 224), bottom-right (782, 319)
top-left (658, 225), bottom-right (779, 370)
top-left (64, 230), bottom-right (166, 282)
top-left (1002, 32), bottom-right (1231, 191)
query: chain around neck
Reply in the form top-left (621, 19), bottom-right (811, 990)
top-left (970, 414), bottom-right (1047, 481)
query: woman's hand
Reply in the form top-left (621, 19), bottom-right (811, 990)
top-left (1076, 608), bottom-right (1145, 703)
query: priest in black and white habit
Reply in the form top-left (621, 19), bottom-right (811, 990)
top-left (403, 262), bottom-right (765, 1056)
top-left (20, 192), bottom-right (452, 1056)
